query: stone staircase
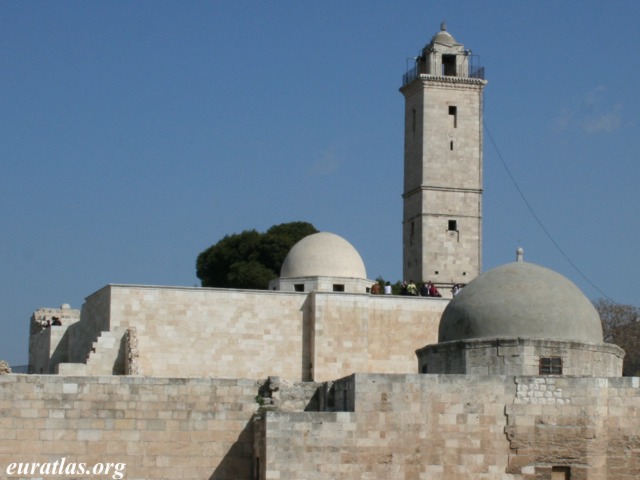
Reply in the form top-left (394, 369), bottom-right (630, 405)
top-left (85, 327), bottom-right (127, 375)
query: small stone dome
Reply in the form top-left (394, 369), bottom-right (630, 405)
top-left (439, 261), bottom-right (603, 344)
top-left (431, 30), bottom-right (457, 46)
top-left (280, 232), bottom-right (367, 279)
top-left (430, 22), bottom-right (458, 46)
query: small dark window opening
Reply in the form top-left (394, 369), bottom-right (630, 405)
top-left (421, 364), bottom-right (428, 373)
top-left (448, 105), bottom-right (457, 128)
top-left (442, 54), bottom-right (457, 76)
top-left (448, 220), bottom-right (457, 231)
top-left (410, 221), bottom-right (415, 246)
top-left (539, 357), bottom-right (563, 375)
top-left (450, 140), bottom-right (454, 150)
top-left (333, 284), bottom-right (345, 292)
top-left (255, 457), bottom-right (260, 480)
top-left (294, 284), bottom-right (304, 292)
top-left (552, 466), bottom-right (571, 480)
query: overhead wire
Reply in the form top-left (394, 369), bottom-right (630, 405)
top-left (483, 121), bottom-right (613, 301)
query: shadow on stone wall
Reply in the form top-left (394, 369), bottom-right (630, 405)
top-left (113, 332), bottom-right (127, 374)
top-left (49, 326), bottom-right (71, 373)
top-left (208, 379), bottom-right (326, 479)
top-left (208, 420), bottom-right (255, 480)
top-left (301, 294), bottom-right (313, 381)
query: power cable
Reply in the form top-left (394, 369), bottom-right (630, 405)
top-left (484, 121), bottom-right (613, 301)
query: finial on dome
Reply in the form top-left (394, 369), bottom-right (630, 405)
top-left (516, 247), bottom-right (524, 262)
top-left (440, 21), bottom-right (447, 31)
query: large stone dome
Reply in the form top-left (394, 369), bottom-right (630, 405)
top-left (439, 261), bottom-right (603, 344)
top-left (280, 232), bottom-right (367, 279)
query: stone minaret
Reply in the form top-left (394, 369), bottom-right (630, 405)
top-left (400, 23), bottom-right (487, 292)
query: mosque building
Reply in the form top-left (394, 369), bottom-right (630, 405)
top-left (3, 24), bottom-right (639, 480)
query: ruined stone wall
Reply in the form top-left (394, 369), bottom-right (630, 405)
top-left (311, 294), bottom-right (444, 381)
top-left (0, 374), bottom-right (260, 480)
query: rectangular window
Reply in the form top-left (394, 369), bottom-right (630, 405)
top-left (442, 54), bottom-right (457, 76)
top-left (539, 357), bottom-right (563, 375)
top-left (333, 284), bottom-right (345, 292)
top-left (294, 284), bottom-right (304, 292)
top-left (448, 105), bottom-right (457, 128)
top-left (448, 220), bottom-right (457, 231)
top-left (410, 221), bottom-right (415, 246)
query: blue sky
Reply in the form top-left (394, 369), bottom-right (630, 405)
top-left (2, 1), bottom-right (639, 366)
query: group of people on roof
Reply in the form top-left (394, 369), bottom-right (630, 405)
top-left (371, 280), bottom-right (465, 297)
top-left (402, 280), bottom-right (441, 297)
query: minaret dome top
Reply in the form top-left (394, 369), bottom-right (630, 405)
top-left (428, 21), bottom-right (459, 47)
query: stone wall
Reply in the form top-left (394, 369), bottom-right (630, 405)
top-left (0, 374), bottom-right (260, 480)
top-left (4, 373), bottom-right (640, 479)
top-left (259, 373), bottom-right (640, 480)
top-left (41, 285), bottom-right (445, 382)
top-left (60, 285), bottom-right (310, 380)
top-left (401, 76), bottom-right (485, 286)
top-left (506, 376), bottom-right (640, 479)
top-left (68, 287), bottom-right (112, 364)
top-left (29, 306), bottom-right (81, 374)
top-left (418, 337), bottom-right (624, 377)
top-left (311, 293), bottom-right (444, 381)
top-left (260, 373), bottom-right (516, 479)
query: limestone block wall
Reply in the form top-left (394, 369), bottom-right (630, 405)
top-left (259, 373), bottom-right (640, 480)
top-left (0, 374), bottom-right (260, 480)
top-left (259, 373), bottom-right (516, 480)
top-left (28, 328), bottom-right (51, 374)
top-left (270, 275), bottom-right (373, 294)
top-left (4, 373), bottom-right (640, 479)
top-left (421, 82), bottom-right (484, 188)
top-left (106, 286), bottom-right (310, 379)
top-left (419, 338), bottom-right (625, 377)
top-left (68, 286), bottom-right (112, 363)
top-left (311, 293), bottom-right (445, 382)
top-left (29, 306), bottom-right (81, 374)
top-left (506, 376), bottom-right (640, 479)
top-left (30, 326), bottom-right (72, 374)
top-left (50, 285), bottom-right (446, 381)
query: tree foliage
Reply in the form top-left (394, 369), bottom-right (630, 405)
top-left (594, 298), bottom-right (640, 376)
top-left (196, 222), bottom-right (318, 289)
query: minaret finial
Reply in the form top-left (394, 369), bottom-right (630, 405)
top-left (516, 247), bottom-right (524, 262)
top-left (440, 21), bottom-right (447, 31)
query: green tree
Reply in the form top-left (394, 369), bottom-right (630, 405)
top-left (196, 222), bottom-right (318, 289)
top-left (594, 298), bottom-right (640, 376)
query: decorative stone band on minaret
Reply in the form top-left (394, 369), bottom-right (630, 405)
top-left (417, 75), bottom-right (486, 86)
